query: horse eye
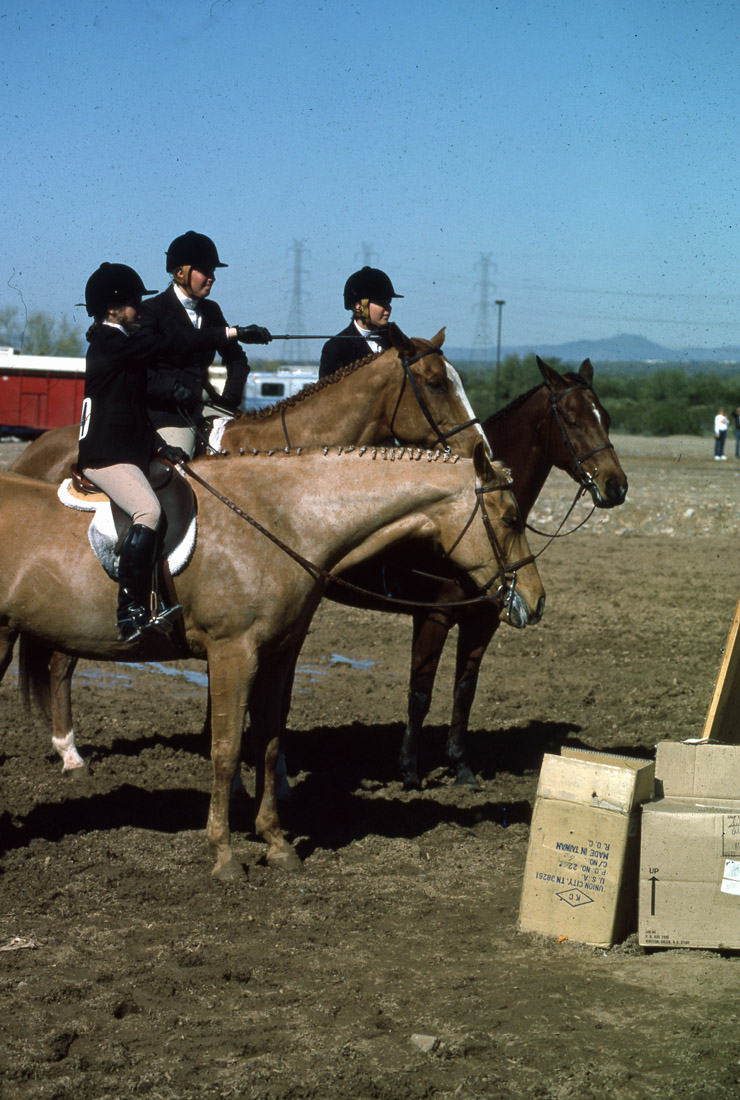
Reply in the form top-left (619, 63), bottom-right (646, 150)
top-left (426, 380), bottom-right (447, 394)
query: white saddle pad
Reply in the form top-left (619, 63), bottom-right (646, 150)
top-left (57, 479), bottom-right (197, 581)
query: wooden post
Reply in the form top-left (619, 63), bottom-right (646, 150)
top-left (701, 593), bottom-right (740, 742)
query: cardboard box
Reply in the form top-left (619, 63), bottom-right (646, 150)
top-left (518, 748), bottom-right (655, 947)
top-left (655, 739), bottom-right (740, 800)
top-left (639, 740), bottom-right (740, 948)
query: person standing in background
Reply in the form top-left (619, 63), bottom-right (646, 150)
top-left (714, 407), bottom-right (729, 460)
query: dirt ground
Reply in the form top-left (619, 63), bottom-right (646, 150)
top-left (2, 432), bottom-right (740, 1100)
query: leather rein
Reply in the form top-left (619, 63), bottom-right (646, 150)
top-left (179, 454), bottom-right (529, 613)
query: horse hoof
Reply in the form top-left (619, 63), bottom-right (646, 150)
top-left (267, 845), bottom-right (304, 873)
top-left (212, 857), bottom-right (247, 883)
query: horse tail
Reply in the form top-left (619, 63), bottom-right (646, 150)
top-left (18, 633), bottom-right (52, 720)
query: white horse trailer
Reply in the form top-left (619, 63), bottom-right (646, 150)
top-left (209, 365), bottom-right (319, 411)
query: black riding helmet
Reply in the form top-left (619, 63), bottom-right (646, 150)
top-left (343, 266), bottom-right (403, 309)
top-left (82, 263), bottom-right (157, 318)
top-left (165, 231), bottom-right (228, 273)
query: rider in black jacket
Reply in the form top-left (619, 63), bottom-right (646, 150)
top-left (319, 266), bottom-right (403, 379)
top-left (78, 263), bottom-right (190, 642)
top-left (140, 231), bottom-right (272, 455)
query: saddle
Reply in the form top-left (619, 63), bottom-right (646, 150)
top-left (58, 461), bottom-right (197, 581)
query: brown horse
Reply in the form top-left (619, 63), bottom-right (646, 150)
top-left (9, 329), bottom-right (488, 771)
top-left (327, 356), bottom-right (628, 787)
top-left (0, 444), bottom-right (545, 877)
top-left (10, 327), bottom-right (486, 483)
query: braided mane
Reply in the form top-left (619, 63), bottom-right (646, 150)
top-left (231, 350), bottom-right (385, 422)
top-left (483, 384), bottom-right (543, 431)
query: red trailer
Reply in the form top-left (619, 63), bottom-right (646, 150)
top-left (0, 347), bottom-right (86, 435)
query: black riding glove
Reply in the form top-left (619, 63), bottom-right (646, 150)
top-left (236, 325), bottom-right (272, 345)
top-left (171, 380), bottom-right (201, 413)
top-left (157, 444), bottom-right (190, 465)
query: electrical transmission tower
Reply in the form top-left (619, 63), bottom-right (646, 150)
top-left (471, 252), bottom-right (498, 365)
top-left (359, 242), bottom-right (376, 267)
top-left (284, 239), bottom-right (309, 363)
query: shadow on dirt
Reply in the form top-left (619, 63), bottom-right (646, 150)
top-left (0, 785), bottom-right (211, 855)
top-left (1, 717), bottom-right (587, 858)
top-left (282, 716), bottom-right (583, 786)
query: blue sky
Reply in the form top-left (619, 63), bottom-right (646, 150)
top-left (2, 0), bottom-right (738, 356)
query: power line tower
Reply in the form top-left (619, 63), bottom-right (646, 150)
top-left (284, 239), bottom-right (309, 363)
top-left (471, 252), bottom-right (497, 366)
top-left (359, 242), bottom-right (376, 267)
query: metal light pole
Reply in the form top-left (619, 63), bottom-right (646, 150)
top-left (494, 300), bottom-right (505, 411)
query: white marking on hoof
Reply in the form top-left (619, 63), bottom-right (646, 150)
top-left (52, 732), bottom-right (85, 771)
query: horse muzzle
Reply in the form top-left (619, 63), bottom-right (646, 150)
top-left (502, 589), bottom-right (546, 629)
top-left (589, 473), bottom-right (628, 509)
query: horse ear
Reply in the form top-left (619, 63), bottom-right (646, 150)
top-left (536, 355), bottom-right (562, 390)
top-left (387, 322), bottom-right (413, 352)
top-left (578, 358), bottom-right (594, 386)
top-left (430, 327), bottom-right (446, 349)
top-left (473, 439), bottom-right (495, 482)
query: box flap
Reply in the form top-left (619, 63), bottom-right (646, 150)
top-left (538, 748), bottom-right (654, 812)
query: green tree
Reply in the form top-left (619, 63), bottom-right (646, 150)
top-left (0, 305), bottom-right (84, 356)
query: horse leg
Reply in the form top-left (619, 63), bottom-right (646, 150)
top-left (274, 655), bottom-right (297, 803)
top-left (0, 624), bottom-right (18, 685)
top-left (400, 608), bottom-right (454, 788)
top-left (49, 652), bottom-right (85, 771)
top-left (447, 606), bottom-right (500, 787)
top-left (250, 650), bottom-right (302, 871)
top-left (205, 642), bottom-right (255, 882)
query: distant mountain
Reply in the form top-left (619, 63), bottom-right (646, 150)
top-left (448, 333), bottom-right (740, 364)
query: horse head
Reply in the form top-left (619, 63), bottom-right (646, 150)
top-left (536, 356), bottom-right (628, 508)
top-left (385, 328), bottom-right (490, 458)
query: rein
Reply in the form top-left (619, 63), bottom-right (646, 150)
top-left (178, 456), bottom-right (524, 612)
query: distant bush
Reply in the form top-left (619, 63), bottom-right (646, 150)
top-left (456, 354), bottom-right (740, 437)
top-left (0, 305), bottom-right (84, 357)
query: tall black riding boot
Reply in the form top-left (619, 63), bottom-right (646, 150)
top-left (116, 524), bottom-right (159, 642)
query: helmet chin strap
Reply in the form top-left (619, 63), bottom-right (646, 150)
top-left (172, 265), bottom-right (193, 295)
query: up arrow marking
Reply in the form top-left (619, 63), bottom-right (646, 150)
top-left (649, 875), bottom-right (659, 915)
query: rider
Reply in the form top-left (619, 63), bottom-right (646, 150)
top-left (78, 262), bottom-right (191, 643)
top-left (319, 266), bottom-right (403, 379)
top-left (140, 230), bottom-right (272, 457)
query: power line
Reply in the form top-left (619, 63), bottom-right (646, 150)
top-left (471, 252), bottom-right (497, 363)
top-left (283, 240), bottom-right (309, 362)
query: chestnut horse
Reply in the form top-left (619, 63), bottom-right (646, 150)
top-left (10, 327), bottom-right (485, 484)
top-left (327, 356), bottom-right (628, 787)
top-left (0, 444), bottom-right (545, 876)
top-left (9, 329), bottom-right (488, 771)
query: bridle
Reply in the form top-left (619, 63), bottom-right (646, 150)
top-left (524, 378), bottom-right (616, 542)
top-left (388, 347), bottom-right (481, 454)
top-left (443, 468), bottom-right (537, 621)
top-left (548, 378), bottom-right (616, 494)
top-left (178, 451), bottom-right (532, 615)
